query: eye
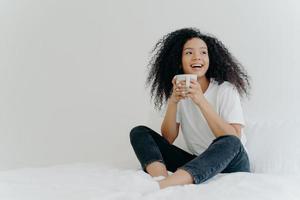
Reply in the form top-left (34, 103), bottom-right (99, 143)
top-left (202, 51), bottom-right (207, 54)
top-left (185, 51), bottom-right (192, 55)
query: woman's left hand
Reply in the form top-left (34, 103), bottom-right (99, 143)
top-left (187, 80), bottom-right (205, 105)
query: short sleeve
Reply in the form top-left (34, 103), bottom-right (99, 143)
top-left (217, 83), bottom-right (245, 127)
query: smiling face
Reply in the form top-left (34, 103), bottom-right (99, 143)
top-left (181, 37), bottom-right (209, 79)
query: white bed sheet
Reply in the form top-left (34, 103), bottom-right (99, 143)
top-left (0, 163), bottom-right (299, 200)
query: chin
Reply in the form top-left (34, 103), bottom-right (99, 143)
top-left (195, 72), bottom-right (205, 77)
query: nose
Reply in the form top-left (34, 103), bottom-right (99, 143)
top-left (192, 52), bottom-right (201, 60)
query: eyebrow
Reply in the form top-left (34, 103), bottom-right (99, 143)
top-left (183, 47), bottom-right (208, 51)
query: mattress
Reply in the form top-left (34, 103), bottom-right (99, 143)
top-left (0, 163), bottom-right (299, 200)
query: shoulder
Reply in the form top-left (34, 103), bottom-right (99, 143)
top-left (214, 80), bottom-right (239, 97)
top-left (218, 80), bottom-right (235, 90)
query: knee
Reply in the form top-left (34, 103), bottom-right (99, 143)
top-left (218, 135), bottom-right (242, 150)
top-left (223, 134), bottom-right (241, 143)
top-left (129, 125), bottom-right (150, 142)
top-left (227, 135), bottom-right (242, 149)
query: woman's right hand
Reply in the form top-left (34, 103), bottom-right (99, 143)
top-left (170, 76), bottom-right (187, 103)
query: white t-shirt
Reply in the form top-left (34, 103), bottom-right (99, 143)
top-left (176, 78), bottom-right (246, 156)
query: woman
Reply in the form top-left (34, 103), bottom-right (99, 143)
top-left (130, 28), bottom-right (251, 189)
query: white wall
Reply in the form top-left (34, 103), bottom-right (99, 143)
top-left (0, 0), bottom-right (299, 170)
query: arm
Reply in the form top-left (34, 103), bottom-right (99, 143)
top-left (195, 96), bottom-right (241, 138)
top-left (161, 77), bottom-right (187, 144)
top-left (187, 80), bottom-right (242, 138)
top-left (161, 99), bottom-right (180, 144)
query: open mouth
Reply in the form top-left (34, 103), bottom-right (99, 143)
top-left (191, 64), bottom-right (204, 68)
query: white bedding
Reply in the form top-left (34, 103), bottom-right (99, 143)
top-left (0, 163), bottom-right (299, 200)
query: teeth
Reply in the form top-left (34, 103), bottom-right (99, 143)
top-left (192, 64), bottom-right (203, 68)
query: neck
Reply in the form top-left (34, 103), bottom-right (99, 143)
top-left (198, 76), bottom-right (210, 93)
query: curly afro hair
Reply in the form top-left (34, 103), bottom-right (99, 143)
top-left (146, 27), bottom-right (251, 110)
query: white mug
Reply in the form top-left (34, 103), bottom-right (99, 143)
top-left (175, 74), bottom-right (197, 88)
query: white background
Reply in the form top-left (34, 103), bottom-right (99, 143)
top-left (0, 0), bottom-right (299, 170)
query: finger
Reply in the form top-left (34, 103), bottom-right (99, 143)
top-left (176, 83), bottom-right (184, 89)
top-left (189, 80), bottom-right (197, 86)
top-left (189, 81), bottom-right (198, 89)
top-left (178, 94), bottom-right (186, 100)
top-left (177, 82), bottom-right (188, 89)
top-left (175, 93), bottom-right (185, 100)
top-left (175, 89), bottom-right (186, 97)
top-left (186, 87), bottom-right (194, 94)
top-left (182, 90), bottom-right (189, 97)
top-left (176, 87), bottom-right (188, 94)
top-left (176, 80), bottom-right (185, 87)
top-left (172, 76), bottom-right (177, 85)
top-left (185, 88), bottom-right (190, 95)
top-left (177, 94), bottom-right (185, 99)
